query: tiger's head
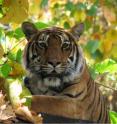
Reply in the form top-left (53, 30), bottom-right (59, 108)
top-left (22, 22), bottom-right (85, 87)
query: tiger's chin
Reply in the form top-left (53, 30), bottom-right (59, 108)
top-left (43, 77), bottom-right (61, 87)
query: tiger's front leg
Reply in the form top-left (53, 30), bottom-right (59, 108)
top-left (30, 95), bottom-right (82, 119)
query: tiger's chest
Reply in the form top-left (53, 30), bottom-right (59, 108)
top-left (24, 75), bottom-right (86, 99)
top-left (24, 76), bottom-right (67, 96)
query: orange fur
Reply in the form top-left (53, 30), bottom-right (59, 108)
top-left (22, 22), bottom-right (109, 123)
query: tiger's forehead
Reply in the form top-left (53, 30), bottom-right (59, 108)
top-left (37, 27), bottom-right (70, 43)
top-left (39, 27), bottom-right (68, 38)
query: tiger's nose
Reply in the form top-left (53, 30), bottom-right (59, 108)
top-left (48, 61), bottom-right (61, 67)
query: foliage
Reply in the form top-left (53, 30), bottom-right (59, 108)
top-left (109, 111), bottom-right (117, 124)
top-left (0, 0), bottom-right (116, 78)
top-left (0, 0), bottom-right (117, 122)
top-left (89, 59), bottom-right (117, 79)
top-left (0, 0), bottom-right (29, 24)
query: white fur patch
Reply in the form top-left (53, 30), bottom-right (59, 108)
top-left (43, 77), bottom-right (61, 87)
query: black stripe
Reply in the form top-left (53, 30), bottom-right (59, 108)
top-left (104, 109), bottom-right (109, 123)
top-left (96, 91), bottom-right (101, 122)
top-left (89, 86), bottom-right (102, 122)
top-left (74, 45), bottom-right (79, 69)
top-left (80, 78), bottom-right (91, 101)
top-left (69, 56), bottom-right (74, 62)
top-left (26, 42), bottom-right (31, 68)
top-left (87, 83), bottom-right (96, 110)
top-left (63, 82), bottom-right (77, 89)
top-left (102, 98), bottom-right (106, 121)
top-left (97, 95), bottom-right (104, 122)
top-left (63, 90), bottom-right (84, 98)
top-left (49, 83), bottom-right (77, 93)
top-left (87, 78), bottom-right (92, 90)
top-left (97, 105), bottom-right (102, 122)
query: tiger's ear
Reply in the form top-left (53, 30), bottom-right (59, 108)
top-left (22, 21), bottom-right (38, 40)
top-left (70, 23), bottom-right (84, 41)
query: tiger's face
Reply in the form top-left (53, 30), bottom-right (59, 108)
top-left (22, 22), bottom-right (84, 87)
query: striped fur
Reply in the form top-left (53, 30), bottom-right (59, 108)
top-left (22, 22), bottom-right (109, 123)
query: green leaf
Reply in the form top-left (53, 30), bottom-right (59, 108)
top-left (77, 2), bottom-right (86, 10)
top-left (40, 0), bottom-right (48, 8)
top-left (93, 25), bottom-right (100, 32)
top-left (87, 5), bottom-right (97, 16)
top-left (65, 1), bottom-right (75, 11)
top-left (16, 49), bottom-right (22, 63)
top-left (94, 0), bottom-right (99, 6)
top-left (94, 59), bottom-right (117, 73)
top-left (14, 28), bottom-right (24, 39)
top-left (84, 20), bottom-right (92, 31)
top-left (35, 22), bottom-right (49, 29)
top-left (109, 111), bottom-right (117, 124)
top-left (0, 11), bottom-right (3, 18)
top-left (1, 63), bottom-right (12, 77)
top-left (85, 40), bottom-right (100, 54)
top-left (7, 52), bottom-right (16, 61)
top-left (64, 21), bottom-right (70, 29)
top-left (6, 28), bottom-right (24, 39)
top-left (53, 3), bottom-right (59, 9)
top-left (91, 50), bottom-right (103, 60)
top-left (20, 86), bottom-right (32, 107)
top-left (0, 27), bottom-right (4, 38)
top-left (0, 0), bottom-right (3, 5)
top-left (6, 31), bottom-right (14, 38)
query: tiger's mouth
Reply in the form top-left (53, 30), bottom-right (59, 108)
top-left (41, 71), bottom-right (62, 87)
top-left (41, 71), bottom-right (62, 78)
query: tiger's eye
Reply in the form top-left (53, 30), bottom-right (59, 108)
top-left (62, 41), bottom-right (70, 50)
top-left (39, 42), bottom-right (47, 49)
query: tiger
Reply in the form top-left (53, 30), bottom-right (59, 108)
top-left (22, 21), bottom-right (110, 123)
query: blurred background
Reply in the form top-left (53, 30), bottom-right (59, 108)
top-left (0, 0), bottom-right (117, 114)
